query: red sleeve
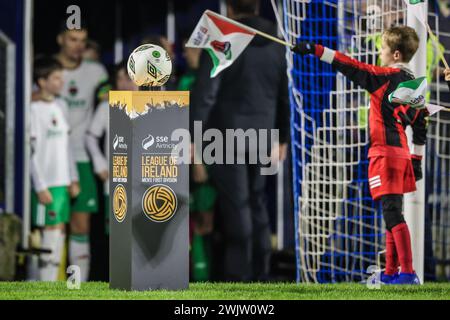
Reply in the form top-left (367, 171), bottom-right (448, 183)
top-left (315, 44), bottom-right (402, 93)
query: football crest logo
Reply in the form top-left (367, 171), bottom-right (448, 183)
top-left (113, 184), bottom-right (127, 223)
top-left (142, 185), bottom-right (178, 223)
top-left (69, 80), bottom-right (78, 97)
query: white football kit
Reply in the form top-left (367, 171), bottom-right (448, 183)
top-left (30, 99), bottom-right (78, 192)
top-left (61, 60), bottom-right (108, 162)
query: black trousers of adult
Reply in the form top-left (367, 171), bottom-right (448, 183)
top-left (210, 162), bottom-right (272, 282)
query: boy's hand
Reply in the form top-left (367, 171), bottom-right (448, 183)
top-left (38, 189), bottom-right (53, 205)
top-left (69, 182), bottom-right (80, 198)
top-left (97, 170), bottom-right (108, 182)
top-left (444, 68), bottom-right (450, 81)
top-left (292, 42), bottom-right (316, 56)
top-left (271, 143), bottom-right (288, 163)
top-left (411, 156), bottom-right (423, 182)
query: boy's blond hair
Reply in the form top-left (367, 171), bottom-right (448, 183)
top-left (382, 26), bottom-right (419, 63)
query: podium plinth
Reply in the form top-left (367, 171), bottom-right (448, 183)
top-left (109, 91), bottom-right (189, 291)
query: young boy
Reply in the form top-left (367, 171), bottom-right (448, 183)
top-left (31, 57), bottom-right (79, 281)
top-left (294, 26), bottom-right (428, 284)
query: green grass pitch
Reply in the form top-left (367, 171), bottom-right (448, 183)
top-left (0, 282), bottom-right (449, 300)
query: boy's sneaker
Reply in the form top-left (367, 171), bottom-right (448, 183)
top-left (380, 272), bottom-right (397, 284)
top-left (390, 272), bottom-right (420, 285)
top-left (365, 272), bottom-right (396, 285)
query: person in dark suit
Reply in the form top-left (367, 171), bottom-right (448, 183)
top-left (190, 0), bottom-right (290, 281)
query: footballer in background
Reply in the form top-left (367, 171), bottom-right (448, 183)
top-left (55, 21), bottom-right (108, 282)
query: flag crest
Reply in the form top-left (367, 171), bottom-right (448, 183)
top-left (186, 11), bottom-right (256, 77)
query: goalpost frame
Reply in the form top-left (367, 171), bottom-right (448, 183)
top-left (21, 0), bottom-right (33, 249)
top-left (405, 2), bottom-right (428, 283)
top-left (0, 31), bottom-right (16, 214)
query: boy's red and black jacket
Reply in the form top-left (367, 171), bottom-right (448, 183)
top-left (314, 44), bottom-right (427, 159)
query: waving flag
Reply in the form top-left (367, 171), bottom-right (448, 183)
top-left (389, 77), bottom-right (427, 108)
top-left (404, 0), bottom-right (427, 27)
top-left (425, 103), bottom-right (446, 116)
top-left (186, 10), bottom-right (256, 77)
top-left (389, 77), bottom-right (446, 115)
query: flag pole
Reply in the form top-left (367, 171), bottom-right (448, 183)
top-left (425, 22), bottom-right (449, 69)
top-left (205, 10), bottom-right (294, 49)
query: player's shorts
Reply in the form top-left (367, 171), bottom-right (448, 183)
top-left (368, 156), bottom-right (416, 200)
top-left (31, 186), bottom-right (70, 227)
top-left (71, 162), bottom-right (98, 213)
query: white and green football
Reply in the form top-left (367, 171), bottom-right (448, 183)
top-left (127, 44), bottom-right (172, 87)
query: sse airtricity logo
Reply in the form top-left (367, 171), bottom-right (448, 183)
top-left (113, 135), bottom-right (127, 151)
top-left (142, 134), bottom-right (155, 150)
top-left (113, 135), bottom-right (119, 150)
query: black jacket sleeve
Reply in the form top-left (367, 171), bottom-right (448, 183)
top-left (407, 107), bottom-right (428, 146)
top-left (190, 51), bottom-right (221, 136)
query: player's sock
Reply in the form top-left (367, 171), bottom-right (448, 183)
top-left (192, 234), bottom-right (209, 282)
top-left (69, 234), bottom-right (90, 281)
top-left (39, 229), bottom-right (61, 281)
top-left (55, 232), bottom-right (66, 280)
top-left (391, 222), bottom-right (414, 274)
top-left (385, 230), bottom-right (399, 276)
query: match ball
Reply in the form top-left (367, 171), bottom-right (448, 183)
top-left (127, 44), bottom-right (172, 87)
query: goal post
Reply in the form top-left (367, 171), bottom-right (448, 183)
top-left (404, 1), bottom-right (428, 283)
top-left (0, 31), bottom-right (16, 214)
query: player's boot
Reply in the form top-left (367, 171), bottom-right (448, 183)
top-left (380, 272), bottom-right (397, 284)
top-left (390, 272), bottom-right (420, 285)
top-left (364, 271), bottom-right (395, 285)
